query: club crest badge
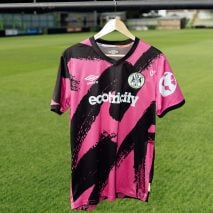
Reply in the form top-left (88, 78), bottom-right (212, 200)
top-left (128, 72), bottom-right (145, 89)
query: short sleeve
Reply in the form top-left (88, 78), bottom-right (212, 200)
top-left (156, 54), bottom-right (185, 118)
top-left (50, 54), bottom-right (71, 115)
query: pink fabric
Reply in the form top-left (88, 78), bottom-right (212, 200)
top-left (76, 101), bottom-right (115, 164)
top-left (127, 39), bottom-right (150, 65)
top-left (50, 38), bottom-right (185, 210)
top-left (67, 58), bottom-right (111, 119)
top-left (155, 54), bottom-right (184, 115)
top-left (80, 38), bottom-right (92, 46)
top-left (59, 77), bottom-right (71, 113)
top-left (75, 64), bottom-right (155, 166)
top-left (148, 125), bottom-right (156, 133)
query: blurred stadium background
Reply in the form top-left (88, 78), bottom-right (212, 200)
top-left (0, 1), bottom-right (213, 37)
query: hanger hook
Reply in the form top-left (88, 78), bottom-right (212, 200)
top-left (113, 0), bottom-right (117, 13)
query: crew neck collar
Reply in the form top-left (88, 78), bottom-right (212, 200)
top-left (89, 36), bottom-right (139, 65)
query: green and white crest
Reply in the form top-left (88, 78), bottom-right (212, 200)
top-left (128, 72), bottom-right (145, 89)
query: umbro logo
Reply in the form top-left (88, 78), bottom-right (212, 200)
top-left (84, 75), bottom-right (99, 85)
top-left (108, 49), bottom-right (119, 55)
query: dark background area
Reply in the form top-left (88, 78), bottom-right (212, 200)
top-left (0, 0), bottom-right (113, 2)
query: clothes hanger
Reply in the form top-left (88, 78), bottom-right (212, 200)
top-left (93, 1), bottom-right (136, 57)
top-left (94, 0), bottom-right (135, 40)
top-left (94, 16), bottom-right (136, 41)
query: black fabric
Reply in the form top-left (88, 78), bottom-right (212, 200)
top-left (50, 105), bottom-right (63, 115)
top-left (50, 37), bottom-right (185, 210)
top-left (50, 55), bottom-right (69, 106)
top-left (70, 46), bottom-right (161, 169)
top-left (63, 43), bottom-right (102, 61)
top-left (72, 131), bottom-right (117, 201)
top-left (134, 46), bottom-right (161, 72)
top-left (71, 102), bottom-right (155, 202)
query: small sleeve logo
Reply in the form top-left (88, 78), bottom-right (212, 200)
top-left (159, 72), bottom-right (177, 97)
top-left (128, 72), bottom-right (145, 89)
top-left (70, 74), bottom-right (80, 91)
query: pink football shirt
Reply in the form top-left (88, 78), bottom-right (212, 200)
top-left (50, 36), bottom-right (185, 210)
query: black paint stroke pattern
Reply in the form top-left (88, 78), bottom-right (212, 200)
top-left (72, 131), bottom-right (117, 202)
top-left (71, 65), bottom-right (122, 169)
top-left (71, 47), bottom-right (161, 169)
top-left (109, 46), bottom-right (161, 121)
top-left (64, 43), bottom-right (102, 61)
top-left (72, 102), bottom-right (156, 203)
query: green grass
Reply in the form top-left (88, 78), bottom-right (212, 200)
top-left (0, 29), bottom-right (212, 213)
